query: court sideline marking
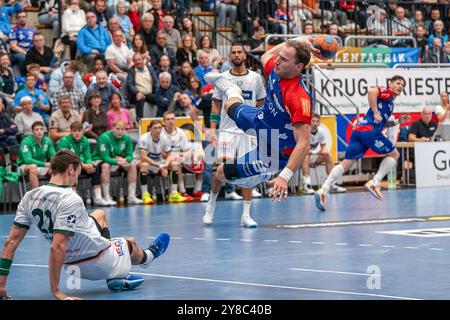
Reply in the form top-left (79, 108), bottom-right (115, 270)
top-left (11, 263), bottom-right (421, 300)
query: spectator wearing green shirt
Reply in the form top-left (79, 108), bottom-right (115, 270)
top-left (92, 119), bottom-right (143, 205)
top-left (17, 121), bottom-right (56, 189)
top-left (58, 121), bottom-right (108, 205)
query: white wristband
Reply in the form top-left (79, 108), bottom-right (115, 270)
top-left (279, 167), bottom-right (294, 182)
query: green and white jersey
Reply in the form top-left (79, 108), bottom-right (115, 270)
top-left (14, 184), bottom-right (110, 263)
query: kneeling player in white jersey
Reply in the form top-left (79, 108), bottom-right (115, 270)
top-left (0, 150), bottom-right (170, 300)
top-left (205, 43), bottom-right (266, 228)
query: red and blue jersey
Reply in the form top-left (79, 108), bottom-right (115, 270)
top-left (356, 86), bottom-right (395, 133)
top-left (254, 56), bottom-right (312, 157)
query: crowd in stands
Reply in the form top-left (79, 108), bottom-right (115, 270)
top-left (0, 0), bottom-right (448, 205)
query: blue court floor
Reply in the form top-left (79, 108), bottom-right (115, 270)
top-left (2, 186), bottom-right (450, 300)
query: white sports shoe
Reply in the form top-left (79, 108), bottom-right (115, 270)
top-left (241, 215), bottom-right (258, 228)
top-left (128, 196), bottom-right (144, 205)
top-left (200, 193), bottom-right (210, 202)
top-left (94, 197), bottom-right (109, 206)
top-left (251, 189), bottom-right (262, 198)
top-left (204, 71), bottom-right (242, 95)
top-left (225, 191), bottom-right (243, 200)
top-left (314, 188), bottom-right (327, 211)
top-left (104, 197), bottom-right (117, 206)
top-left (303, 184), bottom-right (315, 195)
top-left (330, 185), bottom-right (347, 193)
top-left (203, 210), bottom-right (214, 225)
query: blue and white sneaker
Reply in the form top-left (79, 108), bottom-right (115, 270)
top-left (107, 274), bottom-right (145, 292)
top-left (148, 232), bottom-right (170, 259)
top-left (314, 188), bottom-right (327, 211)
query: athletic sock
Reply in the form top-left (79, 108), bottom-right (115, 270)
top-left (242, 200), bottom-right (251, 219)
top-left (322, 164), bottom-right (345, 193)
top-left (102, 183), bottom-right (111, 200)
top-left (372, 156), bottom-right (397, 187)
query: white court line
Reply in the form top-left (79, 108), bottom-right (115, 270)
top-left (429, 248), bottom-right (444, 251)
top-left (193, 238), bottom-right (205, 240)
top-left (240, 239), bottom-right (253, 242)
top-left (290, 267), bottom-right (381, 277)
top-left (335, 243), bottom-right (348, 246)
top-left (288, 241), bottom-right (303, 244)
top-left (216, 238), bottom-right (230, 241)
top-left (1, 236), bottom-right (39, 238)
top-left (357, 244), bottom-right (372, 247)
top-left (147, 237), bottom-right (183, 240)
top-left (312, 241), bottom-right (325, 245)
top-left (382, 245), bottom-right (396, 248)
top-left (11, 263), bottom-right (422, 300)
top-left (404, 247), bottom-right (419, 250)
top-left (263, 240), bottom-right (279, 243)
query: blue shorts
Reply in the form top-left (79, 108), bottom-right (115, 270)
top-left (345, 130), bottom-right (395, 160)
top-left (223, 104), bottom-right (289, 187)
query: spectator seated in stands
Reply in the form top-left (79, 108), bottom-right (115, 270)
top-left (131, 33), bottom-right (151, 65)
top-left (82, 91), bottom-right (108, 140)
top-left (77, 11), bottom-right (112, 68)
top-left (426, 7), bottom-right (442, 35)
top-left (244, 26), bottom-right (265, 52)
top-left (149, 0), bottom-right (167, 31)
top-left (125, 52), bottom-right (158, 120)
top-left (442, 41), bottom-right (450, 63)
top-left (57, 121), bottom-right (104, 204)
top-left (17, 121), bottom-right (56, 190)
top-left (151, 71), bottom-right (180, 117)
top-left (423, 37), bottom-right (446, 63)
top-left (149, 30), bottom-right (176, 68)
top-left (301, 113), bottom-right (346, 195)
top-left (213, 0), bottom-right (238, 28)
top-left (114, 1), bottom-right (135, 41)
top-left (106, 92), bottom-right (134, 130)
top-left (49, 60), bottom-right (87, 97)
top-left (91, 0), bottom-right (113, 28)
top-left (176, 61), bottom-right (194, 91)
top-left (391, 6), bottom-right (413, 47)
top-left (105, 29), bottom-right (134, 83)
top-left (61, 0), bottom-right (87, 60)
top-left (436, 92), bottom-right (450, 125)
top-left (161, 15), bottom-right (181, 53)
top-left (0, 97), bottom-right (18, 152)
top-left (13, 73), bottom-right (50, 127)
top-left (176, 34), bottom-right (198, 68)
top-left (86, 70), bottom-right (125, 111)
top-left (0, 53), bottom-right (16, 108)
top-left (194, 50), bottom-right (213, 87)
top-left (415, 25), bottom-right (428, 60)
top-left (198, 35), bottom-right (222, 69)
top-left (155, 54), bottom-right (179, 86)
top-left (14, 96), bottom-right (44, 139)
top-left (428, 20), bottom-right (448, 49)
top-left (0, 0), bottom-right (22, 40)
top-left (181, 15), bottom-right (201, 48)
top-left (367, 8), bottom-right (389, 47)
top-left (127, 0), bottom-right (142, 32)
top-left (184, 76), bottom-right (202, 106)
top-left (137, 12), bottom-right (158, 49)
top-left (51, 70), bottom-right (86, 116)
top-left (37, 0), bottom-right (60, 46)
top-left (92, 119), bottom-right (144, 205)
top-left (25, 32), bottom-right (58, 83)
top-left (135, 119), bottom-right (187, 205)
top-left (8, 11), bottom-right (36, 76)
top-left (24, 63), bottom-right (47, 93)
top-left (408, 107), bottom-right (437, 143)
top-left (83, 55), bottom-right (121, 89)
top-left (49, 95), bottom-right (82, 145)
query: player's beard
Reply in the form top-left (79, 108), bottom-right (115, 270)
top-left (232, 59), bottom-right (244, 67)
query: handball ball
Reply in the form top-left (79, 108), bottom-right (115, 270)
top-left (312, 35), bottom-right (339, 60)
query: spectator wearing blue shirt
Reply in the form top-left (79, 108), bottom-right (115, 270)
top-left (194, 50), bottom-right (213, 87)
top-left (8, 11), bottom-right (35, 76)
top-left (0, 0), bottom-right (22, 37)
top-left (114, 2), bottom-right (134, 41)
top-left (428, 20), bottom-right (448, 49)
top-left (13, 73), bottom-right (50, 126)
top-left (77, 12), bottom-right (112, 69)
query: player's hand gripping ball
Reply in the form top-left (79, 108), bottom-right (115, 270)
top-left (312, 35), bottom-right (339, 60)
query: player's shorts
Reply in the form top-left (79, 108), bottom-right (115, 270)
top-left (216, 129), bottom-right (257, 162)
top-left (345, 129), bottom-right (395, 160)
top-left (223, 149), bottom-right (288, 188)
top-left (63, 237), bottom-right (132, 281)
top-left (19, 165), bottom-right (49, 176)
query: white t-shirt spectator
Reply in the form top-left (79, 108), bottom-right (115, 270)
top-left (105, 43), bottom-right (133, 71)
